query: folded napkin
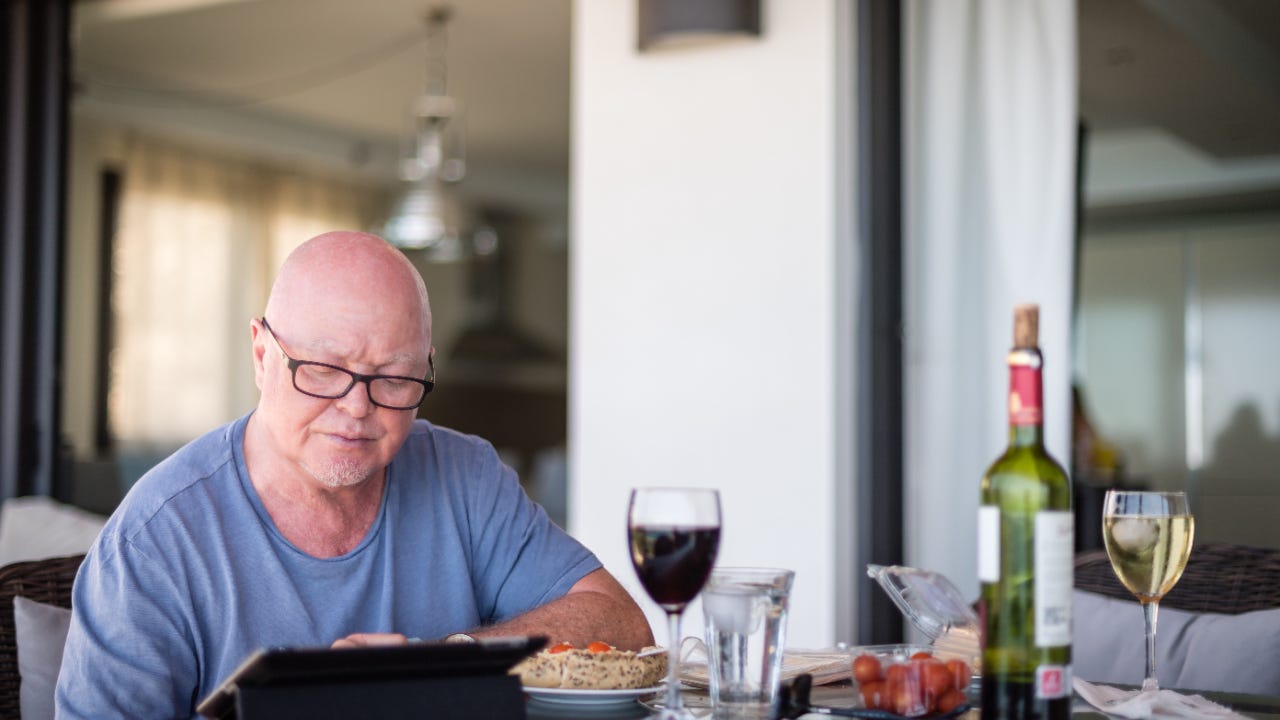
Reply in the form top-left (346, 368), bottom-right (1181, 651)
top-left (1073, 677), bottom-right (1250, 719)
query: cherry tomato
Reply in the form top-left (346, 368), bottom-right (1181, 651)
top-left (892, 683), bottom-right (926, 717)
top-left (945, 658), bottom-right (971, 691)
top-left (909, 650), bottom-right (934, 661)
top-left (547, 642), bottom-right (575, 653)
top-left (886, 662), bottom-right (925, 716)
top-left (937, 687), bottom-right (967, 714)
top-left (920, 659), bottom-right (954, 702)
top-left (859, 679), bottom-right (888, 710)
top-left (586, 641), bottom-right (613, 653)
top-left (852, 653), bottom-right (884, 684)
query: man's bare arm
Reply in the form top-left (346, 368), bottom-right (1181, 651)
top-left (330, 568), bottom-right (654, 651)
top-left (469, 568), bottom-right (655, 651)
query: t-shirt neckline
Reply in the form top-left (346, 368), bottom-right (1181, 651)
top-left (231, 412), bottom-right (393, 561)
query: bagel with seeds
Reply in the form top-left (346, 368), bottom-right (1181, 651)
top-left (513, 641), bottom-right (666, 689)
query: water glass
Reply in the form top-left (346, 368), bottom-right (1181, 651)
top-left (702, 567), bottom-right (795, 715)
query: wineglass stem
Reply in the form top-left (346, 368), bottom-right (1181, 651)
top-left (1142, 600), bottom-right (1160, 691)
top-left (665, 610), bottom-right (683, 713)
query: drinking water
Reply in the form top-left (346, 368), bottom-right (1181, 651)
top-left (702, 568), bottom-right (794, 714)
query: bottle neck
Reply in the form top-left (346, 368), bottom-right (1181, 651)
top-left (1008, 423), bottom-right (1044, 448)
top-left (1007, 347), bottom-right (1044, 448)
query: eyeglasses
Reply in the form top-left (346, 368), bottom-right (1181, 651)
top-left (260, 317), bottom-right (434, 411)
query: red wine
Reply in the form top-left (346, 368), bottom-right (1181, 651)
top-left (629, 526), bottom-right (721, 612)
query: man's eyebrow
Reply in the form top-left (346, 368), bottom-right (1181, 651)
top-left (298, 340), bottom-right (424, 369)
top-left (294, 336), bottom-right (341, 355)
top-left (385, 352), bottom-right (424, 367)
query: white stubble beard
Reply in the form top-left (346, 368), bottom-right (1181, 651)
top-left (305, 456), bottom-right (375, 489)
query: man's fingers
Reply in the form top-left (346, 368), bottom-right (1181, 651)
top-left (331, 632), bottom-right (409, 649)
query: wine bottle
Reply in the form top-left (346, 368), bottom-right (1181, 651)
top-left (979, 304), bottom-right (1073, 720)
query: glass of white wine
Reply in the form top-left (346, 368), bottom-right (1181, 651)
top-left (1101, 490), bottom-right (1195, 692)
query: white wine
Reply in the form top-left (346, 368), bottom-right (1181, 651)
top-left (1102, 515), bottom-right (1194, 602)
top-left (979, 305), bottom-right (1072, 720)
top-left (1100, 490), bottom-right (1192, 692)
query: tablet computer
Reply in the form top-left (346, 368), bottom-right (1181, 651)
top-left (196, 635), bottom-right (547, 719)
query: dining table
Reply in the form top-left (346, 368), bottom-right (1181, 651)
top-left (522, 681), bottom-right (1280, 719)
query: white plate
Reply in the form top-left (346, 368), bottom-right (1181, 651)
top-left (524, 685), bottom-right (665, 707)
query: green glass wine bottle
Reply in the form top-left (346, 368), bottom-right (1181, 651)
top-left (979, 304), bottom-right (1073, 720)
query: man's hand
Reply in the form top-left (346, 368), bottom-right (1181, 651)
top-left (330, 632), bottom-right (410, 649)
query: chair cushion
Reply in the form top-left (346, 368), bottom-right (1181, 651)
top-left (1073, 589), bottom-right (1280, 694)
top-left (14, 596), bottom-right (72, 720)
top-left (0, 496), bottom-right (106, 565)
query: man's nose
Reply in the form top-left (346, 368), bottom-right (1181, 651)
top-left (333, 380), bottom-right (375, 417)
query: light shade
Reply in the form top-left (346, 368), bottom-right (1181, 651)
top-left (382, 180), bottom-right (466, 261)
top-left (380, 7), bottom-right (467, 259)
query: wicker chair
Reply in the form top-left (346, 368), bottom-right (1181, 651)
top-left (1075, 542), bottom-right (1280, 614)
top-left (0, 554), bottom-right (84, 718)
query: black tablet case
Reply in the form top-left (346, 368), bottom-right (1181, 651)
top-left (197, 635), bottom-right (547, 720)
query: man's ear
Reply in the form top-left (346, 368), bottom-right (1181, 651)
top-left (250, 319), bottom-right (267, 390)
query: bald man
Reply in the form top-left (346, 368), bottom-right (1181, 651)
top-left (56, 232), bottom-right (652, 719)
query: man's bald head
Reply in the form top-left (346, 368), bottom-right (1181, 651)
top-left (247, 231), bottom-right (433, 493)
top-left (264, 231), bottom-right (431, 356)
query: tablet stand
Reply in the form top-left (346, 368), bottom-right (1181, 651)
top-left (235, 673), bottom-right (527, 719)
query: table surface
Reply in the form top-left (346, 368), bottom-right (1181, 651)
top-left (523, 682), bottom-right (1280, 719)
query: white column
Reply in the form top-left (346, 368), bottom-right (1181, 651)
top-left (569, 0), bottom-right (851, 648)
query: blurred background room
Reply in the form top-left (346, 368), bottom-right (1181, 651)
top-left (2, 0), bottom-right (1278, 650)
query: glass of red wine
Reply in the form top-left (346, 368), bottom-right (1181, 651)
top-left (627, 487), bottom-right (722, 719)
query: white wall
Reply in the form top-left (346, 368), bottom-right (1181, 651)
top-left (569, 1), bottom-right (849, 648)
top-left (62, 118), bottom-right (108, 458)
top-left (63, 116), bottom-right (131, 458)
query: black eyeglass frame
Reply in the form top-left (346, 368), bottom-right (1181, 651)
top-left (259, 317), bottom-right (435, 411)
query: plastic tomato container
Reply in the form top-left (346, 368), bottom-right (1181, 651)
top-left (855, 565), bottom-right (982, 717)
top-left (848, 645), bottom-right (973, 718)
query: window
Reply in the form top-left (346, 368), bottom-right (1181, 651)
top-left (94, 134), bottom-right (384, 487)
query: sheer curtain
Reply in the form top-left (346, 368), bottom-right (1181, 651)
top-left (903, 0), bottom-right (1077, 599)
top-left (110, 135), bottom-right (382, 469)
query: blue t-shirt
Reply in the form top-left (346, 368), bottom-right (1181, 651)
top-left (55, 414), bottom-right (599, 719)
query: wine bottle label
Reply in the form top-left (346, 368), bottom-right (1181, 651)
top-left (1035, 664), bottom-right (1071, 700)
top-left (1033, 510), bottom-right (1073, 647)
top-left (977, 505), bottom-right (1000, 583)
top-left (1008, 366), bottom-right (1043, 425)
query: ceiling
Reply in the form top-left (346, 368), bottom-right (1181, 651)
top-left (71, 0), bottom-right (1280, 217)
top-left (1078, 0), bottom-right (1280, 160)
top-left (72, 0), bottom-right (573, 218)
